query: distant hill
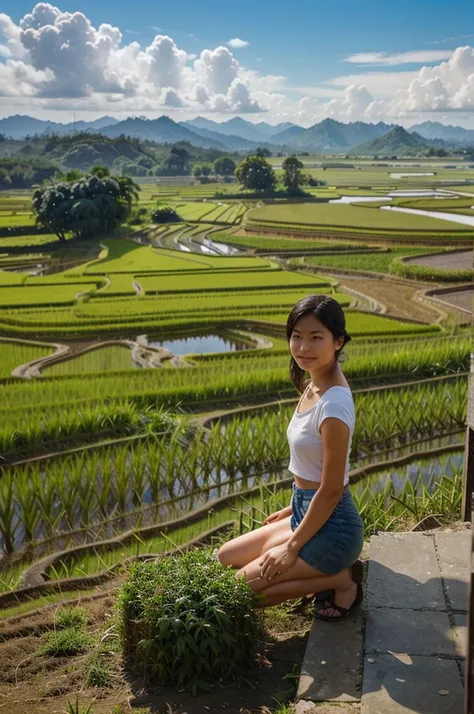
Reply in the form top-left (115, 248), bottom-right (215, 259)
top-left (0, 114), bottom-right (120, 139)
top-left (185, 116), bottom-right (298, 143)
top-left (408, 121), bottom-right (474, 146)
top-left (285, 118), bottom-right (391, 152)
top-left (349, 126), bottom-right (429, 156)
top-left (98, 116), bottom-right (229, 150)
top-left (179, 121), bottom-right (272, 151)
top-left (271, 125), bottom-right (306, 143)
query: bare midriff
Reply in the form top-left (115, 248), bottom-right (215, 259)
top-left (292, 474), bottom-right (321, 490)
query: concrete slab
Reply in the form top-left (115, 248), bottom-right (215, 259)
top-left (361, 653), bottom-right (464, 714)
top-left (367, 533), bottom-right (445, 610)
top-left (365, 607), bottom-right (456, 657)
top-left (434, 531), bottom-right (470, 612)
top-left (297, 608), bottom-right (364, 702)
top-left (453, 614), bottom-right (468, 659)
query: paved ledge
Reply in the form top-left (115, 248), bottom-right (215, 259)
top-left (296, 527), bottom-right (470, 713)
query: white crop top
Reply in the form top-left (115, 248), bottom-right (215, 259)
top-left (286, 385), bottom-right (355, 486)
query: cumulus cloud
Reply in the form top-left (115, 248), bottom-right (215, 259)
top-left (0, 12), bottom-right (28, 59)
top-left (227, 38), bottom-right (249, 49)
top-left (3, 4), bottom-right (474, 125)
top-left (194, 46), bottom-right (238, 94)
top-left (146, 34), bottom-right (187, 89)
top-left (0, 4), bottom-right (270, 116)
top-left (393, 46), bottom-right (474, 112)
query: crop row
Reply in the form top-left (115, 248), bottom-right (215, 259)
top-left (291, 248), bottom-right (435, 275)
top-left (249, 202), bottom-right (474, 233)
top-left (0, 376), bottom-right (466, 555)
top-left (0, 335), bottom-right (469, 421)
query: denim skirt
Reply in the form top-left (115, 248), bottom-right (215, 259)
top-left (290, 483), bottom-right (364, 574)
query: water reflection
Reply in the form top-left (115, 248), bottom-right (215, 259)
top-left (147, 332), bottom-right (253, 355)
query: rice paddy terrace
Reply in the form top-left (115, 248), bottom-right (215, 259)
top-left (0, 159), bottom-right (472, 711)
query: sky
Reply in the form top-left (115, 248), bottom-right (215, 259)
top-left (1, 0), bottom-right (474, 127)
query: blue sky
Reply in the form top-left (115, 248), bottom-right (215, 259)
top-left (1, 0), bottom-right (474, 126)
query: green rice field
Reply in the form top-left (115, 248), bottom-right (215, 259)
top-left (0, 165), bottom-right (471, 600)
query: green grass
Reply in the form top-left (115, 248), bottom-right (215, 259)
top-left (255, 310), bottom-right (440, 335)
top-left (298, 247), bottom-right (433, 274)
top-left (0, 233), bottom-right (59, 248)
top-left (42, 346), bottom-right (138, 376)
top-left (85, 238), bottom-right (278, 275)
top-left (139, 269), bottom-right (329, 295)
top-left (37, 627), bottom-right (92, 656)
top-left (0, 283), bottom-right (98, 308)
top-left (213, 232), bottom-right (361, 251)
top-left (0, 337), bottom-right (54, 377)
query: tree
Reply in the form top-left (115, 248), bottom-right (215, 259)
top-left (192, 164), bottom-right (202, 178)
top-left (201, 163), bottom-right (212, 177)
top-left (255, 147), bottom-right (272, 158)
top-left (32, 174), bottom-right (130, 243)
top-left (65, 169), bottom-right (83, 182)
top-left (282, 155), bottom-right (304, 190)
top-left (116, 175), bottom-right (140, 210)
top-left (213, 156), bottom-right (236, 176)
top-left (91, 165), bottom-right (110, 178)
top-left (235, 155), bottom-right (276, 192)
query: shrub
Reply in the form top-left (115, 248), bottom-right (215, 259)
top-left (151, 205), bottom-right (181, 223)
top-left (118, 550), bottom-right (264, 695)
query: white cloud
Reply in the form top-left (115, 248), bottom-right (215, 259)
top-left (393, 46), bottom-right (474, 113)
top-left (0, 4), bottom-right (269, 116)
top-left (227, 38), bottom-right (249, 49)
top-left (344, 50), bottom-right (454, 66)
top-left (145, 34), bottom-right (188, 89)
top-left (2, 5), bottom-right (474, 127)
top-left (194, 46), bottom-right (238, 94)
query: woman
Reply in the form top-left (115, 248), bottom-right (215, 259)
top-left (217, 294), bottom-right (364, 620)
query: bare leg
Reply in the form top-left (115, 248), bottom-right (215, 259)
top-left (254, 572), bottom-right (350, 608)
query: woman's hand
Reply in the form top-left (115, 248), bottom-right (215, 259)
top-left (262, 506), bottom-right (292, 526)
top-left (259, 543), bottom-right (297, 581)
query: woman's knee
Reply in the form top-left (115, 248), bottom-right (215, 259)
top-left (217, 543), bottom-right (231, 566)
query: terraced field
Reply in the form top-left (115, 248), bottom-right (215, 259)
top-left (0, 165), bottom-right (470, 711)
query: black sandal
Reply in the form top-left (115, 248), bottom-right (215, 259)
top-left (314, 582), bottom-right (363, 622)
top-left (288, 559), bottom-right (363, 614)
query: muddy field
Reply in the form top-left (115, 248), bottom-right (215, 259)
top-left (405, 250), bottom-right (473, 270)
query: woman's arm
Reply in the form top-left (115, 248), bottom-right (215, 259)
top-left (258, 416), bottom-right (351, 580)
top-left (287, 417), bottom-right (349, 553)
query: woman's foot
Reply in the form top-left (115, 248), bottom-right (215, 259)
top-left (315, 582), bottom-right (363, 620)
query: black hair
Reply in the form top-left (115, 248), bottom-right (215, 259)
top-left (286, 294), bottom-right (352, 394)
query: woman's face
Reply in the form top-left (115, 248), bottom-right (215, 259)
top-left (289, 313), bottom-right (343, 372)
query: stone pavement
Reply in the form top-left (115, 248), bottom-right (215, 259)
top-left (296, 528), bottom-right (470, 714)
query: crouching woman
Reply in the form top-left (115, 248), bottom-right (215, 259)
top-left (217, 294), bottom-right (364, 620)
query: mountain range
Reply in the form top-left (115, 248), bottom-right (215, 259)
top-left (1, 114), bottom-right (473, 155)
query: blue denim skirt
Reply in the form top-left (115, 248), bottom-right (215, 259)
top-left (290, 483), bottom-right (364, 574)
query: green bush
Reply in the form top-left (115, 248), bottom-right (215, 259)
top-left (151, 204), bottom-right (181, 223)
top-left (118, 550), bottom-right (264, 695)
